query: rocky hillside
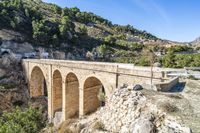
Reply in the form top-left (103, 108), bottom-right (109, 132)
top-left (0, 0), bottom-right (171, 64)
top-left (0, 0), bottom-right (159, 46)
top-left (0, 56), bottom-right (28, 113)
top-left (191, 37), bottom-right (200, 48)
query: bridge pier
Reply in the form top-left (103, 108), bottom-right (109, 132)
top-left (47, 83), bottom-right (53, 122)
top-left (79, 87), bottom-right (84, 117)
top-left (62, 79), bottom-right (66, 121)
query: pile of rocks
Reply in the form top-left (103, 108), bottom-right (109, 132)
top-left (97, 87), bottom-right (191, 133)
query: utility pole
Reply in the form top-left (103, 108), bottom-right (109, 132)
top-left (149, 48), bottom-right (156, 90)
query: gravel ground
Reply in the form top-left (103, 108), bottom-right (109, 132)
top-left (141, 79), bottom-right (200, 133)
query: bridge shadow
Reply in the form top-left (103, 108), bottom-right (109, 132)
top-left (168, 82), bottom-right (186, 93)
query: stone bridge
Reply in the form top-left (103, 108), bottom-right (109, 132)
top-left (23, 59), bottom-right (167, 122)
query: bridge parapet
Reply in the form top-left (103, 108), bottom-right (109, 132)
top-left (24, 59), bottom-right (119, 73)
top-left (23, 59), bottom-right (165, 77)
top-left (117, 67), bottom-right (163, 79)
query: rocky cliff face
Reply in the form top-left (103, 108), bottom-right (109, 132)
top-left (0, 57), bottom-right (29, 113)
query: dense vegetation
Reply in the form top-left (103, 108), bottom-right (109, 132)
top-left (0, 107), bottom-right (46, 133)
top-left (167, 45), bottom-right (193, 53)
top-left (0, 0), bottom-right (160, 66)
top-left (161, 45), bottom-right (200, 68)
top-left (162, 51), bottom-right (200, 68)
top-left (0, 0), bottom-right (157, 46)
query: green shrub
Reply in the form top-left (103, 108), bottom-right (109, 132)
top-left (92, 121), bottom-right (105, 131)
top-left (0, 37), bottom-right (2, 45)
top-left (0, 75), bottom-right (9, 81)
top-left (167, 45), bottom-right (193, 53)
top-left (0, 83), bottom-right (16, 90)
top-left (97, 44), bottom-right (108, 58)
top-left (104, 35), bottom-right (117, 44)
top-left (162, 50), bottom-right (176, 68)
top-left (0, 107), bottom-right (46, 133)
top-left (79, 25), bottom-right (87, 35)
top-left (162, 53), bottom-right (200, 68)
top-left (136, 56), bottom-right (151, 66)
top-left (161, 102), bottom-right (179, 113)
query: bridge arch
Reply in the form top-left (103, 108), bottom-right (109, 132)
top-left (65, 72), bottom-right (79, 119)
top-left (83, 76), bottom-right (106, 115)
top-left (30, 66), bottom-right (47, 97)
top-left (52, 70), bottom-right (63, 115)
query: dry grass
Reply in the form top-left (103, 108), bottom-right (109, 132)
top-left (161, 102), bottom-right (179, 113)
top-left (91, 121), bottom-right (106, 131)
top-left (58, 119), bottom-right (84, 133)
top-left (167, 94), bottom-right (183, 99)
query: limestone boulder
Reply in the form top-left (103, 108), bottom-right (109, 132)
top-left (54, 111), bottom-right (63, 128)
top-left (132, 118), bottom-right (155, 133)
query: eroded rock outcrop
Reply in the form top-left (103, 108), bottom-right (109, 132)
top-left (0, 58), bottom-right (28, 112)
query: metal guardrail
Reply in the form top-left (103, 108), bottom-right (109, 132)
top-left (184, 67), bottom-right (200, 71)
top-left (166, 69), bottom-right (200, 79)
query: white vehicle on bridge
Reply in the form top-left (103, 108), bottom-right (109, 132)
top-left (23, 51), bottom-right (49, 59)
top-left (40, 52), bottom-right (49, 59)
top-left (23, 52), bottom-right (36, 59)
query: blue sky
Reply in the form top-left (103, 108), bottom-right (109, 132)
top-left (43, 0), bottom-right (200, 42)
